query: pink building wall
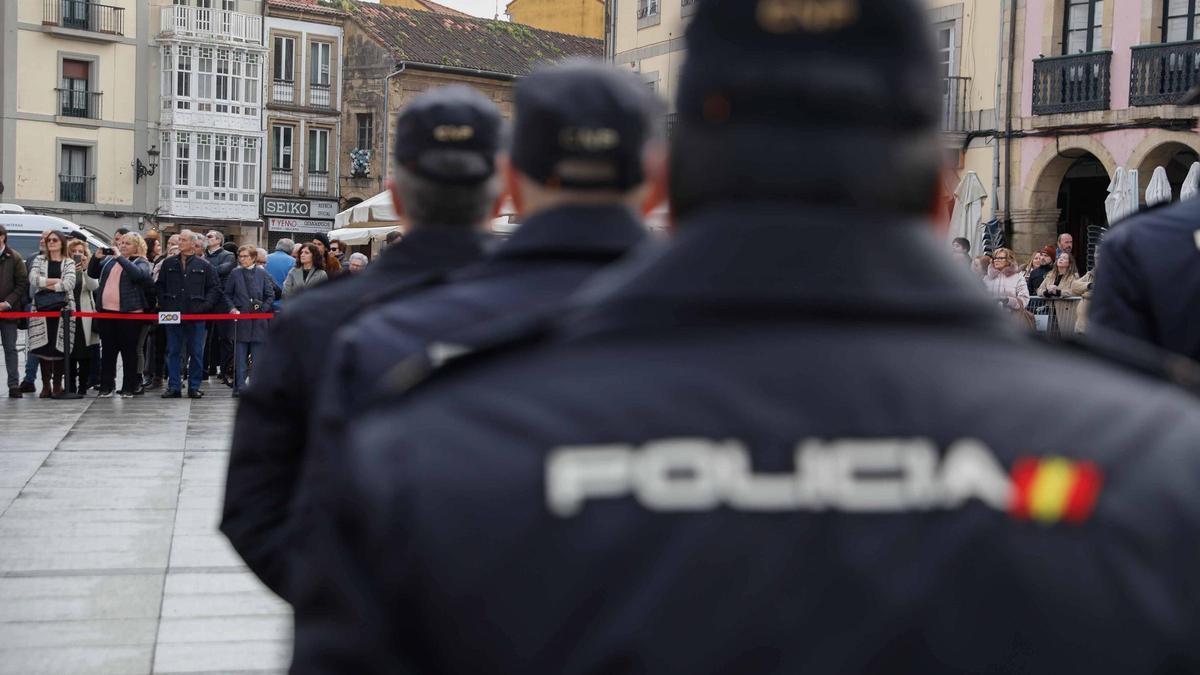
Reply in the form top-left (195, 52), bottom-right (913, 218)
top-left (1109, 0), bottom-right (1142, 109)
top-left (1020, 0), bottom-right (1044, 117)
top-left (1017, 0), bottom-right (1152, 189)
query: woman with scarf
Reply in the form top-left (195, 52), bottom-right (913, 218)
top-left (28, 230), bottom-right (76, 397)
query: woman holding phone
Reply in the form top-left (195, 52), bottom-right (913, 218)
top-left (89, 233), bottom-right (152, 398)
top-left (67, 238), bottom-right (100, 393)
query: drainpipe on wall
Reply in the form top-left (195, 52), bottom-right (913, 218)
top-left (381, 63), bottom-right (406, 186)
top-left (605, 0), bottom-right (616, 62)
top-left (993, 0), bottom-right (1005, 220)
top-left (1003, 0), bottom-right (1018, 232)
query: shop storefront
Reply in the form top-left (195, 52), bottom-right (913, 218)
top-left (261, 197), bottom-right (338, 249)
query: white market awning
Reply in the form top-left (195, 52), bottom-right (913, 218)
top-left (335, 191), bottom-right (399, 228)
top-left (328, 225), bottom-right (400, 246)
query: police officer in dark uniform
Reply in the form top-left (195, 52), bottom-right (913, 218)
top-left (220, 85), bottom-right (502, 601)
top-left (302, 61), bottom-right (661, 459)
top-left (294, 1), bottom-right (1200, 672)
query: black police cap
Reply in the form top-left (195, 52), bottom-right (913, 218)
top-left (393, 85), bottom-right (502, 185)
top-left (511, 60), bottom-right (661, 191)
top-left (677, 0), bottom-right (940, 133)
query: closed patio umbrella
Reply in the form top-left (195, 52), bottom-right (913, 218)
top-left (948, 171), bottom-right (987, 255)
top-left (1145, 166), bottom-right (1173, 207)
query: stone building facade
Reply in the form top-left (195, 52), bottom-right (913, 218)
top-left (338, 2), bottom-right (600, 210)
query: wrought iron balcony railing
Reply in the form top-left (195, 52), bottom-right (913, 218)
top-left (940, 76), bottom-right (972, 132)
top-left (1032, 51), bottom-right (1112, 115)
top-left (307, 171), bottom-right (331, 196)
top-left (272, 80), bottom-right (295, 105)
top-left (160, 5), bottom-right (263, 45)
top-left (59, 175), bottom-right (95, 203)
top-left (308, 82), bottom-right (332, 109)
top-left (270, 169), bottom-right (294, 193)
top-left (43, 0), bottom-right (125, 35)
top-left (56, 89), bottom-right (102, 119)
top-left (1130, 40), bottom-right (1200, 106)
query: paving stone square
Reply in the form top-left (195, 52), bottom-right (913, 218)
top-left (0, 345), bottom-right (292, 674)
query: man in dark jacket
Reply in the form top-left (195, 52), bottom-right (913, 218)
top-left (1025, 244), bottom-right (1055, 295)
top-left (156, 229), bottom-right (221, 398)
top-left (294, 1), bottom-right (1200, 672)
top-left (0, 224), bottom-right (28, 397)
top-left (1091, 195), bottom-right (1200, 362)
top-left (221, 85), bottom-right (502, 601)
top-left (203, 230), bottom-right (235, 384)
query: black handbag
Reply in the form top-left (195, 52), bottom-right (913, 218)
top-left (34, 289), bottom-right (68, 311)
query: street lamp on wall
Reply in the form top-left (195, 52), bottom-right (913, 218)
top-left (133, 145), bottom-right (160, 183)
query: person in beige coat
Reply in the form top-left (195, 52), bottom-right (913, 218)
top-left (1037, 252), bottom-right (1079, 298)
top-left (1071, 267), bottom-right (1096, 334)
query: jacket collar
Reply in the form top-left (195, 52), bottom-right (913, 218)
top-left (374, 224), bottom-right (488, 276)
top-left (562, 201), bottom-right (1008, 336)
top-left (492, 205), bottom-right (648, 262)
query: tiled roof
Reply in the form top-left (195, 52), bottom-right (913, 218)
top-left (410, 0), bottom-right (472, 17)
top-left (349, 2), bottom-right (604, 78)
top-left (266, 0), bottom-right (347, 18)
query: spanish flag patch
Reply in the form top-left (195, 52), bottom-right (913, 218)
top-left (1009, 457), bottom-right (1103, 525)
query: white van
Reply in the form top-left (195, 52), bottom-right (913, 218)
top-left (0, 213), bottom-right (113, 262)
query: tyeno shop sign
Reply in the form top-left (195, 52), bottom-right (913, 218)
top-left (261, 197), bottom-right (338, 220)
top-left (267, 218), bottom-right (333, 234)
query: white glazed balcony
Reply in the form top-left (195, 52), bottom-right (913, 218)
top-left (160, 6), bottom-right (263, 45)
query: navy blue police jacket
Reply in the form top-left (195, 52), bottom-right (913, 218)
top-left (290, 205), bottom-right (650, 589)
top-left (291, 202), bottom-right (1200, 674)
top-left (308, 204), bottom-right (650, 451)
top-left (1090, 197), bottom-right (1200, 363)
top-left (220, 225), bottom-right (487, 601)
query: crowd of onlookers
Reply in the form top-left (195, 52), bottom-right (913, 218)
top-left (952, 232), bottom-right (1096, 333)
top-left (0, 223), bottom-right (372, 399)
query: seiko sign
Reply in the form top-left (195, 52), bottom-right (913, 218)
top-left (261, 197), bottom-right (337, 220)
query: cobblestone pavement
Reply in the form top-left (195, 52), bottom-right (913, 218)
top-left (0, 343), bottom-right (292, 674)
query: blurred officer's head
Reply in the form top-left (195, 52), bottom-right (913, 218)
top-left (507, 60), bottom-right (667, 219)
top-left (389, 85), bottom-right (505, 230)
top-left (670, 0), bottom-right (942, 220)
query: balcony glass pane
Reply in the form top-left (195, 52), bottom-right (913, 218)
top-left (1168, 17), bottom-right (1189, 42)
top-left (1093, 1), bottom-right (1102, 29)
top-left (1169, 0), bottom-right (1190, 16)
top-left (1068, 3), bottom-right (1089, 29)
top-left (1067, 30), bottom-right (1088, 54)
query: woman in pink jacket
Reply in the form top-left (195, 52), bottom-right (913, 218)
top-left (983, 247), bottom-right (1030, 314)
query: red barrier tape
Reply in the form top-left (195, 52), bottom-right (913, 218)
top-left (0, 312), bottom-right (273, 321)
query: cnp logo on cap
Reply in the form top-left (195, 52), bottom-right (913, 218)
top-left (433, 125), bottom-right (475, 143)
top-left (558, 127), bottom-right (621, 152)
top-left (757, 0), bottom-right (859, 33)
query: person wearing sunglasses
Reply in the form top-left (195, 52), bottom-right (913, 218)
top-left (27, 231), bottom-right (76, 397)
top-left (983, 247), bottom-right (1029, 313)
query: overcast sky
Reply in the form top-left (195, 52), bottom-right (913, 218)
top-left (360, 0), bottom-right (507, 19)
